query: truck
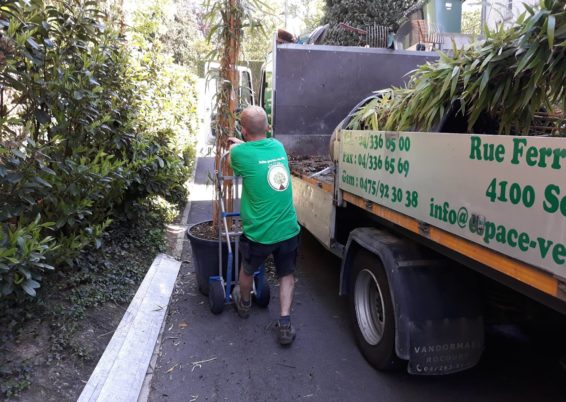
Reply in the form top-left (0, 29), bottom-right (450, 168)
top-left (203, 62), bottom-right (255, 144)
top-left (259, 41), bottom-right (566, 375)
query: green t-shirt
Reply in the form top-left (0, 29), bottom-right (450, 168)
top-left (230, 138), bottom-right (300, 244)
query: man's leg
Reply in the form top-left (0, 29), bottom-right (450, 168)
top-left (234, 235), bottom-right (265, 318)
top-left (239, 265), bottom-right (253, 304)
top-left (233, 265), bottom-right (253, 318)
top-left (279, 273), bottom-right (295, 317)
top-left (273, 234), bottom-right (299, 345)
top-left (277, 272), bottom-right (296, 345)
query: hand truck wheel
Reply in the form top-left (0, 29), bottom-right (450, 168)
top-left (252, 274), bottom-right (271, 308)
top-left (209, 279), bottom-right (225, 314)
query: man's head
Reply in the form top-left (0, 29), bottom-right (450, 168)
top-left (240, 106), bottom-right (268, 141)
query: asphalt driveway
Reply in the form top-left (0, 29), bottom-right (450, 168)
top-left (147, 156), bottom-right (566, 402)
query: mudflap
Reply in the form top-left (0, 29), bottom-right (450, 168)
top-left (408, 316), bottom-right (484, 375)
top-left (400, 263), bottom-right (484, 375)
top-left (340, 227), bottom-right (484, 375)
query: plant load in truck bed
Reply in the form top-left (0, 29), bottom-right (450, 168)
top-left (348, 0), bottom-right (565, 136)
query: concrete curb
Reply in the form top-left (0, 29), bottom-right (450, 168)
top-left (137, 198), bottom-right (193, 402)
top-left (80, 145), bottom-right (203, 402)
top-left (137, 152), bottom-right (204, 402)
top-left (78, 254), bottom-right (181, 402)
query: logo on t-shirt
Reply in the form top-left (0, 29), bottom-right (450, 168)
top-left (267, 164), bottom-right (289, 192)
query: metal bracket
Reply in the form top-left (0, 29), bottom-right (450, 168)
top-left (469, 213), bottom-right (486, 235)
top-left (309, 165), bottom-right (334, 179)
top-left (330, 238), bottom-right (345, 255)
top-left (418, 221), bottom-right (431, 236)
top-left (557, 280), bottom-right (566, 302)
top-left (334, 189), bottom-right (347, 207)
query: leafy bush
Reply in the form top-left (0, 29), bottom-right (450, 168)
top-left (126, 129), bottom-right (190, 209)
top-left (322, 0), bottom-right (417, 46)
top-left (0, 0), bottom-right (197, 300)
top-left (349, 0), bottom-right (565, 135)
top-left (0, 217), bottom-right (57, 297)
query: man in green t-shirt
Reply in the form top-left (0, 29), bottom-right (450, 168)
top-left (228, 105), bottom-right (300, 346)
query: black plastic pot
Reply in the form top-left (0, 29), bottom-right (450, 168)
top-left (186, 220), bottom-right (235, 296)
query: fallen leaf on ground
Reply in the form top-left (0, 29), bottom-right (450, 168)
top-left (166, 363), bottom-right (179, 373)
top-left (191, 357), bottom-right (217, 372)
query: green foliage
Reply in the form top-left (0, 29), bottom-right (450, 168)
top-left (204, 0), bottom-right (267, 230)
top-left (0, 217), bottom-right (56, 297)
top-left (0, 0), bottom-right (196, 301)
top-left (0, 365), bottom-right (31, 398)
top-left (44, 201), bottom-right (169, 355)
top-left (322, 0), bottom-right (418, 46)
top-left (57, 204), bottom-right (168, 322)
top-left (160, 0), bottom-right (212, 71)
top-left (298, 0), bottom-right (325, 33)
top-left (461, 8), bottom-right (481, 36)
top-left (242, 23), bottom-right (272, 62)
top-left (126, 129), bottom-right (190, 209)
top-left (350, 0), bottom-right (566, 135)
top-left (0, 0), bottom-right (135, 297)
top-left (238, 0), bottom-right (324, 62)
top-left (204, 0), bottom-right (264, 142)
top-left (0, 201), bottom-right (170, 396)
top-left (130, 1), bottom-right (199, 153)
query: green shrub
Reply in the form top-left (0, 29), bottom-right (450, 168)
top-left (0, 217), bottom-right (57, 298)
top-left (350, 0), bottom-right (565, 135)
top-left (322, 0), bottom-right (417, 46)
top-left (0, 0), bottom-right (196, 301)
top-left (126, 129), bottom-right (190, 209)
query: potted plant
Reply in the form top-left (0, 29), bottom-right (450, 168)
top-left (348, 1), bottom-right (565, 136)
top-left (186, 0), bottom-right (264, 295)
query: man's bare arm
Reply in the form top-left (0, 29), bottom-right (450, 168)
top-left (227, 137), bottom-right (244, 166)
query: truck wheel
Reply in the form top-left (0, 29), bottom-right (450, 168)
top-left (349, 249), bottom-right (401, 370)
top-left (252, 275), bottom-right (271, 308)
top-left (209, 280), bottom-right (225, 315)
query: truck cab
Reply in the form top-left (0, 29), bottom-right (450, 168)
top-left (204, 62), bottom-right (255, 144)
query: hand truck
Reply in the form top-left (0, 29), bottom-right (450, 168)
top-left (207, 152), bottom-right (271, 314)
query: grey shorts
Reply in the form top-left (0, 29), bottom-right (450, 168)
top-left (239, 233), bottom-right (300, 278)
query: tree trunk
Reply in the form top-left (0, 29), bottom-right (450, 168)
top-left (213, 0), bottom-right (241, 231)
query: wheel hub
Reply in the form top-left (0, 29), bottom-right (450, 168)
top-left (354, 268), bottom-right (385, 345)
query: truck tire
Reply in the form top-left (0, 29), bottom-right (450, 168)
top-left (349, 249), bottom-right (402, 370)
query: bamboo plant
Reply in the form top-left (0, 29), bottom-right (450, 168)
top-left (204, 0), bottom-right (264, 229)
top-left (349, 0), bottom-right (565, 136)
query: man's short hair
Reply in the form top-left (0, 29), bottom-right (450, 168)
top-left (241, 106), bottom-right (268, 137)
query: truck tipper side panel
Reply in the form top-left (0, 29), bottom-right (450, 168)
top-left (292, 176), bottom-right (334, 249)
top-left (273, 44), bottom-right (436, 156)
top-left (338, 130), bottom-right (566, 280)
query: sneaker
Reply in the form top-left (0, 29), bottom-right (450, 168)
top-left (232, 285), bottom-right (251, 319)
top-left (277, 321), bottom-right (296, 345)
